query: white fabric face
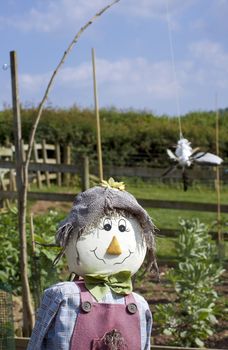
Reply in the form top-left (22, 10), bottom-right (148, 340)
top-left (65, 215), bottom-right (147, 276)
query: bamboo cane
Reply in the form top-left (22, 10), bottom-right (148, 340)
top-left (30, 213), bottom-right (41, 309)
top-left (215, 95), bottom-right (225, 262)
top-left (92, 48), bottom-right (103, 182)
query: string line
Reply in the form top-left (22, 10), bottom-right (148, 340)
top-left (166, 0), bottom-right (183, 138)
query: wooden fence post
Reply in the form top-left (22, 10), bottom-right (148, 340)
top-left (63, 144), bottom-right (71, 186)
top-left (55, 143), bottom-right (62, 186)
top-left (33, 140), bottom-right (42, 188)
top-left (42, 139), bottom-right (50, 187)
top-left (82, 156), bottom-right (90, 191)
top-left (10, 169), bottom-right (16, 192)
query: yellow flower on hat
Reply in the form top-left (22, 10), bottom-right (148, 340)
top-left (101, 177), bottom-right (125, 191)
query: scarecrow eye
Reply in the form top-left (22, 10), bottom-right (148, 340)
top-left (103, 218), bottom-right (112, 231)
top-left (118, 219), bottom-right (127, 232)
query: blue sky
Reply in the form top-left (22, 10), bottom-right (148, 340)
top-left (1, 0), bottom-right (228, 116)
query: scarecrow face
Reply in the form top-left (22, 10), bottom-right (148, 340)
top-left (65, 214), bottom-right (147, 276)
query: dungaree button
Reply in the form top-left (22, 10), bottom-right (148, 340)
top-left (81, 301), bottom-right (92, 312)
top-left (127, 303), bottom-right (137, 314)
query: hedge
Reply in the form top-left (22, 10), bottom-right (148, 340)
top-left (0, 106), bottom-right (227, 166)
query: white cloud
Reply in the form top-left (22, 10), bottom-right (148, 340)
top-left (188, 40), bottom-right (228, 88)
top-left (189, 40), bottom-right (228, 69)
top-left (189, 18), bottom-right (206, 31)
top-left (0, 0), bottom-right (117, 33)
top-left (121, 0), bottom-right (196, 20)
top-left (17, 42), bottom-right (228, 112)
top-left (0, 0), bottom-right (197, 33)
top-left (19, 56), bottom-right (187, 105)
top-left (189, 40), bottom-right (228, 76)
top-left (20, 72), bottom-right (50, 93)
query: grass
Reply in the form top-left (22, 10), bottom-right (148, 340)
top-left (156, 236), bottom-right (228, 260)
top-left (156, 237), bottom-right (177, 259)
top-left (125, 179), bottom-right (228, 204)
top-left (30, 176), bottom-right (228, 205)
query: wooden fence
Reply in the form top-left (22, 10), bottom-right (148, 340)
top-left (102, 164), bottom-right (228, 183)
top-left (0, 141), bottom-right (72, 190)
top-left (1, 143), bottom-right (228, 190)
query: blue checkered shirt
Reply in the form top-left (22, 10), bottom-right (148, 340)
top-left (27, 282), bottom-right (152, 350)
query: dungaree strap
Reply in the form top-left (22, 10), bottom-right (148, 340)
top-left (124, 293), bottom-right (136, 305)
top-left (75, 281), bottom-right (94, 303)
top-left (125, 293), bottom-right (138, 314)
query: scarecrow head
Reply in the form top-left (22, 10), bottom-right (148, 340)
top-left (55, 179), bottom-right (157, 277)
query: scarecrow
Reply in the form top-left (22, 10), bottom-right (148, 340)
top-left (27, 178), bottom-right (157, 350)
top-left (163, 137), bottom-right (223, 191)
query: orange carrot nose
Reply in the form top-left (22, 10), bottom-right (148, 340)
top-left (106, 236), bottom-right (122, 255)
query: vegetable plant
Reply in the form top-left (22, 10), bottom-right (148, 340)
top-left (0, 208), bottom-right (66, 296)
top-left (155, 218), bottom-right (225, 347)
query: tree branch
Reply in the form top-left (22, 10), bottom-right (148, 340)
top-left (25, 0), bottom-right (120, 166)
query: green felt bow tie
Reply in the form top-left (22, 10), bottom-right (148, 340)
top-left (83, 270), bottom-right (132, 301)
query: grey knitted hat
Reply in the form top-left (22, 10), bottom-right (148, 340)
top-left (55, 185), bottom-right (157, 272)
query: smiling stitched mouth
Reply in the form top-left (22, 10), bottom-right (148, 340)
top-left (90, 247), bottom-right (133, 265)
top-left (90, 247), bottom-right (106, 264)
top-left (114, 250), bottom-right (133, 265)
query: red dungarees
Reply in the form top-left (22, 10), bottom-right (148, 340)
top-left (70, 281), bottom-right (141, 350)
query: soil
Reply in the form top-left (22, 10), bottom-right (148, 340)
top-left (30, 200), bottom-right (72, 214)
top-left (13, 201), bottom-right (228, 348)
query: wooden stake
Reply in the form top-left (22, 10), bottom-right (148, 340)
top-left (215, 95), bottom-right (222, 245)
top-left (82, 156), bottom-right (90, 191)
top-left (30, 213), bottom-right (35, 254)
top-left (92, 48), bottom-right (103, 182)
top-left (10, 50), bottom-right (34, 335)
top-left (30, 213), bottom-right (41, 309)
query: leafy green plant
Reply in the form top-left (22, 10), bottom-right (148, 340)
top-left (31, 210), bottom-right (67, 293)
top-left (0, 208), bottom-right (67, 296)
top-left (155, 218), bottom-right (225, 348)
top-left (0, 208), bottom-right (20, 289)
